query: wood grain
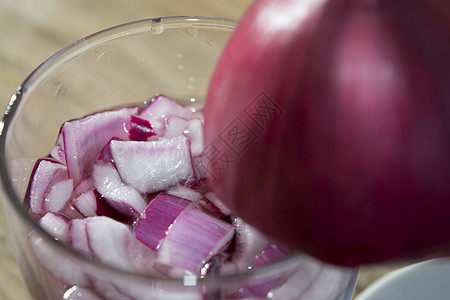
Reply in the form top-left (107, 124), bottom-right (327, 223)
top-left (0, 0), bottom-right (400, 299)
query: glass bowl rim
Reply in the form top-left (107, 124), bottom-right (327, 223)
top-left (0, 15), bottom-right (358, 286)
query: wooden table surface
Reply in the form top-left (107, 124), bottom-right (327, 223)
top-left (0, 1), bottom-right (407, 299)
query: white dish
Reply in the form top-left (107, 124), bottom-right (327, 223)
top-left (355, 258), bottom-right (450, 300)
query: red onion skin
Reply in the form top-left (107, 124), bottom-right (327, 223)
top-left (205, 0), bottom-right (450, 267)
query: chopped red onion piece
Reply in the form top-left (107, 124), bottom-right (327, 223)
top-left (30, 235), bottom-right (90, 286)
top-left (228, 244), bottom-right (291, 299)
top-left (62, 205), bottom-right (85, 220)
top-left (93, 163), bottom-right (147, 219)
top-left (38, 212), bottom-right (70, 242)
top-left (139, 95), bottom-right (192, 136)
top-left (94, 190), bottom-right (135, 223)
top-left (164, 116), bottom-right (189, 139)
top-left (63, 106), bottom-right (138, 185)
top-left (190, 153), bottom-right (209, 182)
top-left (97, 137), bottom-right (123, 164)
top-left (127, 115), bottom-right (156, 141)
top-left (90, 279), bottom-right (135, 300)
top-left (253, 243), bottom-right (290, 268)
top-left (184, 118), bottom-right (204, 156)
top-left (204, 192), bottom-right (232, 216)
top-left (44, 178), bottom-right (73, 213)
top-left (73, 189), bottom-right (98, 217)
top-left (72, 176), bottom-right (95, 198)
top-left (166, 185), bottom-right (202, 202)
top-left (71, 178), bottom-right (114, 218)
top-left (26, 158), bottom-right (68, 216)
top-left (86, 216), bottom-right (136, 270)
top-left (49, 129), bottom-right (66, 164)
top-left (157, 205), bottom-right (234, 272)
top-left (70, 216), bottom-right (157, 276)
top-left (86, 216), bottom-right (156, 272)
top-left (69, 218), bottom-right (92, 257)
top-left (110, 136), bottom-right (194, 194)
top-left (134, 193), bottom-right (191, 251)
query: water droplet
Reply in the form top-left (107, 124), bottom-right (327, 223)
top-left (185, 27), bottom-right (198, 38)
top-left (151, 21), bottom-right (164, 35)
top-left (63, 286), bottom-right (79, 299)
top-left (53, 82), bottom-right (68, 102)
top-left (178, 64), bottom-right (184, 70)
top-left (204, 36), bottom-right (215, 47)
top-left (94, 48), bottom-right (107, 62)
top-left (183, 275), bottom-right (197, 286)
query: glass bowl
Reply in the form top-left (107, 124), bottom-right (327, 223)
top-left (0, 16), bottom-right (358, 300)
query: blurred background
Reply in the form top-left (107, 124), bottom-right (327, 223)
top-left (0, 1), bottom-right (403, 299)
top-left (0, 0), bottom-right (254, 105)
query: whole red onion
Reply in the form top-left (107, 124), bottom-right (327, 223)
top-left (204, 0), bottom-right (450, 266)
